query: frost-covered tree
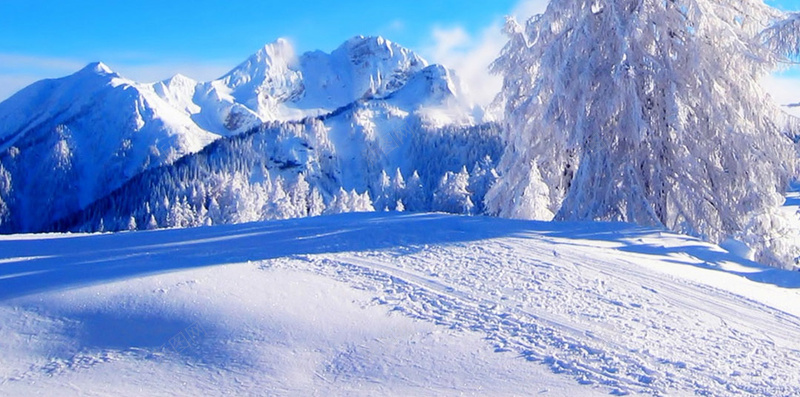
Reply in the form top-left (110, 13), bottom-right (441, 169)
top-left (468, 156), bottom-right (499, 215)
top-left (325, 188), bottom-right (375, 214)
top-left (434, 167), bottom-right (475, 215)
top-left (488, 0), bottom-right (800, 267)
top-left (47, 119), bottom-right (502, 233)
top-left (308, 187), bottom-right (326, 216)
top-left (403, 170), bottom-right (426, 211)
top-left (352, 190), bottom-right (376, 213)
top-left (146, 214), bottom-right (158, 230)
top-left (126, 216), bottom-right (137, 231)
top-left (0, 163), bottom-right (10, 227)
top-left (289, 173), bottom-right (311, 217)
top-left (392, 168), bottom-right (407, 212)
top-left (392, 168), bottom-right (406, 193)
top-left (374, 170), bottom-right (394, 211)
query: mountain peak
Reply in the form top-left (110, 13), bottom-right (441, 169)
top-left (163, 73), bottom-right (197, 87)
top-left (252, 38), bottom-right (296, 65)
top-left (342, 35), bottom-right (391, 48)
top-left (80, 62), bottom-right (114, 75)
top-left (221, 38), bottom-right (299, 82)
top-left (336, 35), bottom-right (425, 63)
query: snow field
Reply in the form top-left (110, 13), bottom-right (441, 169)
top-left (1, 213), bottom-right (800, 395)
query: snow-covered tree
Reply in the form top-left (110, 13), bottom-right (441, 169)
top-left (468, 156), bottom-right (498, 214)
top-left (207, 197), bottom-right (222, 225)
top-left (374, 170), bottom-right (394, 211)
top-left (392, 168), bottom-right (407, 212)
top-left (488, 0), bottom-right (800, 267)
top-left (403, 170), bottom-right (426, 211)
top-left (352, 190), bottom-right (376, 213)
top-left (392, 168), bottom-right (406, 194)
top-left (289, 173), bottom-right (311, 217)
top-left (126, 216), bottom-right (137, 231)
top-left (434, 167), bottom-right (475, 214)
top-left (146, 214), bottom-right (158, 230)
top-left (325, 188), bottom-right (351, 215)
top-left (324, 188), bottom-right (375, 214)
top-left (308, 187), bottom-right (326, 216)
top-left (0, 163), bottom-right (10, 226)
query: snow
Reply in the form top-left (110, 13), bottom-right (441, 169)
top-left (0, 35), bottom-right (483, 234)
top-left (2, 212), bottom-right (800, 396)
top-left (487, 1), bottom-right (800, 268)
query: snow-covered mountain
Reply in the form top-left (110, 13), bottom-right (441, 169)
top-left (0, 36), bottom-right (481, 233)
top-left (0, 63), bottom-right (220, 232)
top-left (50, 110), bottom-right (502, 233)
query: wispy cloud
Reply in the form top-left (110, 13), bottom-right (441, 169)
top-left (384, 19), bottom-right (406, 35)
top-left (0, 53), bottom-right (87, 74)
top-left (0, 54), bottom-right (87, 100)
top-left (512, 0), bottom-right (550, 22)
top-left (761, 70), bottom-right (800, 117)
top-left (421, 24), bottom-right (504, 107)
top-left (419, 0), bottom-right (549, 107)
top-left (423, 0), bottom-right (800, 113)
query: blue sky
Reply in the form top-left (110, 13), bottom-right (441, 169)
top-left (0, 0), bottom-right (799, 103)
top-left (0, 0), bottom-right (519, 60)
top-left (0, 0), bottom-right (532, 101)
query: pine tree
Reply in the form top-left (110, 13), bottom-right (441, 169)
top-left (404, 170), bottom-right (426, 212)
top-left (391, 168), bottom-right (406, 211)
top-left (468, 156), bottom-right (498, 215)
top-left (325, 188), bottom-right (352, 215)
top-left (352, 190), bottom-right (376, 213)
top-left (0, 163), bottom-right (10, 227)
top-left (126, 216), bottom-right (137, 231)
top-left (488, 0), bottom-right (800, 266)
top-left (207, 197), bottom-right (222, 225)
top-left (290, 173), bottom-right (311, 217)
top-left (308, 187), bottom-right (326, 216)
top-left (374, 170), bottom-right (393, 211)
top-left (434, 167), bottom-right (475, 215)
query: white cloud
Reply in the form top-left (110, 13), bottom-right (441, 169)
top-left (761, 72), bottom-right (800, 117)
top-left (512, 0), bottom-right (549, 21)
top-left (421, 0), bottom-right (800, 115)
top-left (0, 54), bottom-right (86, 73)
top-left (384, 19), bottom-right (406, 34)
top-left (422, 24), bottom-right (504, 107)
top-left (0, 54), bottom-right (86, 101)
top-left (420, 0), bottom-right (549, 108)
top-left (762, 72), bottom-right (800, 105)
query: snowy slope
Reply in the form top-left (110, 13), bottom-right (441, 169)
top-left (2, 213), bottom-right (799, 396)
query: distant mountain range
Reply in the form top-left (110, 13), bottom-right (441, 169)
top-left (0, 36), bottom-right (499, 233)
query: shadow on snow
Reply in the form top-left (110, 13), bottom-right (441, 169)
top-left (0, 212), bottom-right (798, 301)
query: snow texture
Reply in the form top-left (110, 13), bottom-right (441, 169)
top-left (1, 213), bottom-right (800, 396)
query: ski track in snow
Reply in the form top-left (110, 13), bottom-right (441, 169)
top-left (1, 213), bottom-right (800, 396)
top-left (264, 235), bottom-right (800, 396)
